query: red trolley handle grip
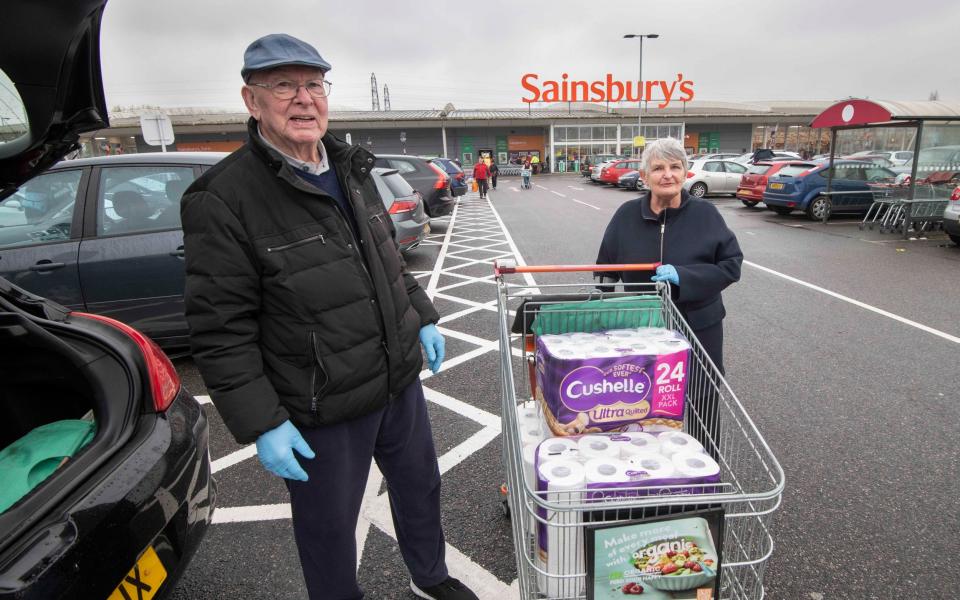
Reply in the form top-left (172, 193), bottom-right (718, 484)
top-left (494, 260), bottom-right (661, 276)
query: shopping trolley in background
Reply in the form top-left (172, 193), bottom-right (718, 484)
top-left (521, 167), bottom-right (533, 189)
top-left (494, 261), bottom-right (785, 600)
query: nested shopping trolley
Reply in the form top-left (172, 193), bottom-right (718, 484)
top-left (494, 261), bottom-right (785, 600)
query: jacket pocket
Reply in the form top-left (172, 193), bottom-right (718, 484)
top-left (308, 331), bottom-right (329, 414)
top-left (267, 233), bottom-right (326, 253)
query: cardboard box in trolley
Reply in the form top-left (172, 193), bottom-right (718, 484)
top-left (534, 330), bottom-right (689, 435)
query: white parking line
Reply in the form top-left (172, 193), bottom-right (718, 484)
top-left (745, 260), bottom-right (960, 344)
top-left (550, 190), bottom-right (566, 198)
top-left (211, 444), bottom-right (258, 474)
top-left (572, 199), bottom-right (600, 210)
top-left (568, 186), bottom-right (584, 191)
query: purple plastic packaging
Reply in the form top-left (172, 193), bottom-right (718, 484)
top-left (534, 332), bottom-right (689, 436)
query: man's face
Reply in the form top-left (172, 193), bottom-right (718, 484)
top-left (241, 66), bottom-right (329, 153)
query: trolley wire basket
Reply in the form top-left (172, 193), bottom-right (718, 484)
top-left (494, 261), bottom-right (785, 600)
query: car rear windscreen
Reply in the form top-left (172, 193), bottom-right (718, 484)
top-left (747, 165), bottom-right (771, 175)
top-left (382, 173), bottom-right (416, 198)
top-left (776, 164), bottom-right (816, 177)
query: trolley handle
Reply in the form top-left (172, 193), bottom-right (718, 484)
top-left (494, 259), bottom-right (660, 276)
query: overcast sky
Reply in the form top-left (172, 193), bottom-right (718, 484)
top-left (100, 0), bottom-right (960, 112)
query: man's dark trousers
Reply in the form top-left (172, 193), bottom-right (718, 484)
top-left (286, 379), bottom-right (447, 599)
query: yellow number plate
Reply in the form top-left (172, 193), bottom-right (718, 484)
top-left (770, 182), bottom-right (784, 190)
top-left (108, 545), bottom-right (167, 600)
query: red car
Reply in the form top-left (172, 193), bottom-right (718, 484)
top-left (599, 159), bottom-right (642, 185)
top-left (736, 160), bottom-right (816, 207)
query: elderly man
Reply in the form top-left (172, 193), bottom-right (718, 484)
top-left (180, 34), bottom-right (477, 600)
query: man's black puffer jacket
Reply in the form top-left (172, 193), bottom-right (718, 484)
top-left (181, 118), bottom-right (439, 443)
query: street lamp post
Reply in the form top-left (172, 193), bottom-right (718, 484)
top-left (623, 33), bottom-right (658, 157)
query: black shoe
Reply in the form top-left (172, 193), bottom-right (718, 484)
top-left (410, 577), bottom-right (479, 600)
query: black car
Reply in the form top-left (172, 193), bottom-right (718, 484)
top-left (0, 2), bottom-right (215, 599)
top-left (429, 157), bottom-right (467, 197)
top-left (0, 152), bottom-right (225, 351)
top-left (373, 154), bottom-right (456, 217)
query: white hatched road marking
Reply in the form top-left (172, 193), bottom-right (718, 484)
top-left (550, 190), bottom-right (566, 198)
top-left (208, 189), bottom-right (533, 595)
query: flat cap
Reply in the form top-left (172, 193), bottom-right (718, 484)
top-left (241, 33), bottom-right (331, 82)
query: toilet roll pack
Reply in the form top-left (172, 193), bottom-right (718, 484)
top-left (534, 328), bottom-right (691, 436)
top-left (533, 431), bottom-right (722, 593)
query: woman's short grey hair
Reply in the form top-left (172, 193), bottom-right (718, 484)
top-left (640, 137), bottom-right (688, 173)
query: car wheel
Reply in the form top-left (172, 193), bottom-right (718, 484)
top-left (770, 206), bottom-right (793, 215)
top-left (949, 233), bottom-right (960, 246)
top-left (741, 199), bottom-right (759, 208)
top-left (806, 195), bottom-right (832, 221)
top-left (690, 182), bottom-right (707, 198)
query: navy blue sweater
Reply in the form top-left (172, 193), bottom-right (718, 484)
top-left (294, 166), bottom-right (359, 238)
top-left (596, 190), bottom-right (743, 331)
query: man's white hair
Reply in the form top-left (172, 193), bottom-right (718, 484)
top-left (640, 137), bottom-right (688, 173)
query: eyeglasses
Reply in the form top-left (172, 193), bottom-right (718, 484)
top-left (248, 79), bottom-right (333, 99)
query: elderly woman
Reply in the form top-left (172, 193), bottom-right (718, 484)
top-left (595, 137), bottom-right (742, 374)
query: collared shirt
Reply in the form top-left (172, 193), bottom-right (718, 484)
top-left (257, 125), bottom-right (330, 175)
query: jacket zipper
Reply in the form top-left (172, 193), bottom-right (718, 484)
top-left (267, 234), bottom-right (325, 253)
top-left (309, 332), bottom-right (328, 415)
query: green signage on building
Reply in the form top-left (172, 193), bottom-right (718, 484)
top-left (698, 132), bottom-right (721, 152)
top-left (461, 137), bottom-right (475, 163)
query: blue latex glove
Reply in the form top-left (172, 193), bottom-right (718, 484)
top-left (255, 420), bottom-right (315, 481)
top-left (419, 323), bottom-right (445, 374)
top-left (651, 264), bottom-right (679, 286)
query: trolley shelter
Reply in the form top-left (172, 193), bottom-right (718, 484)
top-left (810, 99), bottom-right (960, 235)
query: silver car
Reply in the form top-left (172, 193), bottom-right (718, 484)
top-left (370, 167), bottom-right (429, 253)
top-left (682, 159), bottom-right (748, 197)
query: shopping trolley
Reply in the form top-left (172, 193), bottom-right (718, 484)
top-left (521, 167), bottom-right (533, 189)
top-left (494, 261), bottom-right (785, 600)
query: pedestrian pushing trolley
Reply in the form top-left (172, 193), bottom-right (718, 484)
top-left (521, 167), bottom-right (533, 189)
top-left (494, 261), bottom-right (785, 600)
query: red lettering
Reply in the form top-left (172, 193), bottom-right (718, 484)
top-left (605, 73), bottom-right (624, 103)
top-left (520, 73), bottom-right (540, 103)
top-left (541, 80), bottom-right (559, 103)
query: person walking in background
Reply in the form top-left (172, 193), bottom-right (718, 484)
top-left (473, 157), bottom-right (489, 199)
top-left (489, 160), bottom-right (499, 191)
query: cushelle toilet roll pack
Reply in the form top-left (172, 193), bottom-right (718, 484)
top-left (515, 326), bottom-right (722, 595)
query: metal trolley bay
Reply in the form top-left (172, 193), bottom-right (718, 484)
top-left (494, 261), bottom-right (785, 600)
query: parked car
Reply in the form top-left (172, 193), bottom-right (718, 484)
top-left (732, 149), bottom-right (802, 164)
top-left (599, 159), bottom-right (642, 185)
top-left (617, 170), bottom-right (644, 191)
top-left (943, 186), bottom-right (960, 245)
top-left (736, 161), bottom-right (816, 207)
top-left (429, 157), bottom-right (466, 197)
top-left (892, 145), bottom-right (960, 179)
top-left (0, 3), bottom-right (215, 600)
top-left (371, 167), bottom-right (430, 252)
top-left (689, 152), bottom-right (741, 161)
top-left (763, 160), bottom-right (898, 220)
top-left (0, 151), bottom-right (225, 350)
top-left (373, 154), bottom-right (455, 217)
top-left (682, 159), bottom-right (749, 197)
top-left (581, 154), bottom-right (623, 177)
top-left (844, 154), bottom-right (894, 168)
top-left (590, 159), bottom-right (622, 182)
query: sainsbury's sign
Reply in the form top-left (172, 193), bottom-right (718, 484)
top-left (521, 73), bottom-right (694, 109)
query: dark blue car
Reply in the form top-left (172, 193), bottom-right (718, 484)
top-left (430, 157), bottom-right (467, 197)
top-left (763, 160), bottom-right (898, 220)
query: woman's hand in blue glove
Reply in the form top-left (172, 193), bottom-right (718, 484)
top-left (651, 264), bottom-right (679, 285)
top-left (419, 323), bottom-right (445, 373)
top-left (255, 420), bottom-right (315, 481)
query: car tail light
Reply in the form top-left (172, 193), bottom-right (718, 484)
top-left (427, 162), bottom-right (449, 189)
top-left (951, 186), bottom-right (960, 201)
top-left (389, 198), bottom-right (418, 214)
top-left (72, 312), bottom-right (180, 411)
top-left (686, 172), bottom-right (695, 179)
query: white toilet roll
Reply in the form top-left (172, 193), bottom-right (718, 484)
top-left (658, 431), bottom-right (704, 457)
top-left (584, 458), bottom-right (631, 484)
top-left (537, 437), bottom-right (579, 463)
top-left (605, 328), bottom-right (642, 339)
top-left (577, 435), bottom-right (621, 460)
top-left (522, 444), bottom-right (537, 488)
top-left (672, 451), bottom-right (721, 479)
top-left (520, 422), bottom-right (546, 447)
top-left (624, 452), bottom-right (676, 480)
top-left (618, 432), bottom-right (662, 458)
top-left (517, 401), bottom-right (540, 424)
top-left (536, 459), bottom-right (585, 598)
